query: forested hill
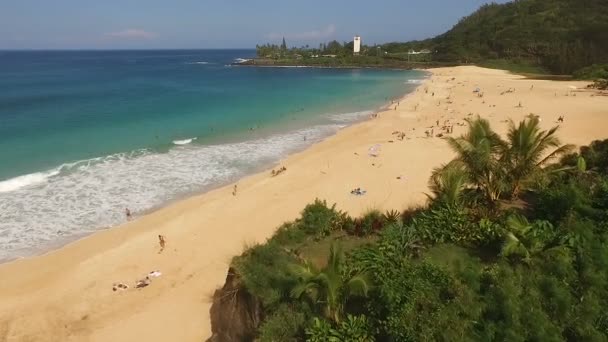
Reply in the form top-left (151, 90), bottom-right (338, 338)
top-left (406, 0), bottom-right (608, 74)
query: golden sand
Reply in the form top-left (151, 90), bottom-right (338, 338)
top-left (1, 66), bottom-right (606, 341)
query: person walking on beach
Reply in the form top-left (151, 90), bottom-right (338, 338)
top-left (232, 184), bottom-right (238, 196)
top-left (158, 235), bottom-right (166, 253)
top-left (125, 208), bottom-right (132, 220)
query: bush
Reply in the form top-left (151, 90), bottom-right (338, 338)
top-left (371, 260), bottom-right (480, 341)
top-left (303, 315), bottom-right (374, 342)
top-left (562, 139), bottom-right (608, 174)
top-left (271, 222), bottom-right (308, 246)
top-left (574, 64), bottom-right (608, 80)
top-left (304, 317), bottom-right (338, 342)
top-left (534, 180), bottom-right (589, 223)
top-left (258, 304), bottom-right (307, 342)
top-left (359, 210), bottom-right (384, 236)
top-left (335, 315), bottom-right (374, 342)
top-left (299, 199), bottom-right (345, 239)
top-left (409, 204), bottom-right (473, 244)
top-left (233, 242), bottom-right (298, 307)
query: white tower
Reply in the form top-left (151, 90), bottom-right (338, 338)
top-left (353, 36), bottom-right (361, 55)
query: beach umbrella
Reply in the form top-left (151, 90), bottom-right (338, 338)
top-left (368, 144), bottom-right (381, 157)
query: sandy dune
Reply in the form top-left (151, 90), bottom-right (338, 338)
top-left (0, 66), bottom-right (606, 342)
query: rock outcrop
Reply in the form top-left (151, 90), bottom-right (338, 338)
top-left (206, 267), bottom-right (263, 342)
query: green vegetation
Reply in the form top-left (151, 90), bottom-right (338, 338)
top-left (477, 59), bottom-right (549, 75)
top-left (384, 0), bottom-right (608, 75)
top-left (253, 38), bottom-right (452, 68)
top-left (573, 64), bottom-right (608, 80)
top-left (223, 118), bottom-right (608, 341)
top-left (254, 0), bottom-right (608, 76)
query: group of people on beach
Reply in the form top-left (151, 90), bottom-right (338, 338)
top-left (350, 188), bottom-right (366, 196)
top-left (113, 209), bottom-right (168, 292)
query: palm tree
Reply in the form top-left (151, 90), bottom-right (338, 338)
top-left (290, 244), bottom-right (371, 324)
top-left (427, 162), bottom-right (470, 205)
top-left (504, 116), bottom-right (574, 198)
top-left (500, 214), bottom-right (564, 264)
top-left (447, 117), bottom-right (507, 203)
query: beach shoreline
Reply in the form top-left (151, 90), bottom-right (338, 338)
top-left (0, 75), bottom-right (423, 264)
top-left (1, 66), bottom-right (606, 342)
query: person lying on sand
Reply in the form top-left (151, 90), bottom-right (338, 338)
top-left (350, 188), bottom-right (367, 196)
top-left (136, 276), bottom-right (151, 289)
top-left (112, 283), bottom-right (129, 291)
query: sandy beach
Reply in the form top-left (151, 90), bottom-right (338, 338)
top-left (1, 66), bottom-right (606, 342)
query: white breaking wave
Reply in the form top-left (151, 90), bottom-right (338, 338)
top-left (187, 61), bottom-right (210, 65)
top-left (173, 137), bottom-right (197, 145)
top-left (328, 110), bottom-right (374, 123)
top-left (0, 125), bottom-right (342, 261)
top-left (233, 58), bottom-right (252, 64)
top-left (0, 169), bottom-right (61, 193)
top-left (406, 79), bottom-right (424, 84)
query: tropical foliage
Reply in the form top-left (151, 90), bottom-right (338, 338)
top-left (427, 0), bottom-right (608, 74)
top-left (255, 1), bottom-right (608, 75)
top-left (433, 116), bottom-right (572, 204)
top-left (222, 134), bottom-right (608, 341)
top-left (290, 244), bottom-right (371, 324)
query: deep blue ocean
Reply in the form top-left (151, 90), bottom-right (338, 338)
top-left (0, 49), bottom-right (425, 260)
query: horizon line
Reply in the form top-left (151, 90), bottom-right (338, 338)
top-left (0, 48), bottom-right (257, 52)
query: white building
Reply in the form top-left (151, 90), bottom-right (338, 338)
top-left (353, 36), bottom-right (361, 55)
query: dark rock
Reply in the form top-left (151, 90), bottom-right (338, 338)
top-left (206, 267), bottom-right (263, 342)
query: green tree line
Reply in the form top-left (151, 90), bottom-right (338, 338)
top-left (384, 0), bottom-right (608, 75)
top-left (255, 0), bottom-right (608, 75)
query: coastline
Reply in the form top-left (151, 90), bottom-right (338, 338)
top-left (0, 76), bottom-right (420, 263)
top-left (1, 66), bottom-right (607, 342)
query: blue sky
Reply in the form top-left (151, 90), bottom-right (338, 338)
top-left (0, 0), bottom-right (508, 49)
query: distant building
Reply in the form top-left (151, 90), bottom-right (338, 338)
top-left (353, 36), bottom-right (361, 55)
top-left (408, 49), bottom-right (431, 55)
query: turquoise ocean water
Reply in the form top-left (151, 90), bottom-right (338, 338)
top-left (0, 50), bottom-right (425, 261)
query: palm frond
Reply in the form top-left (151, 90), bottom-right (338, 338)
top-left (346, 273), bottom-right (372, 297)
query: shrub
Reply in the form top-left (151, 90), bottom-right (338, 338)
top-left (534, 180), bottom-right (592, 223)
top-left (271, 222), bottom-right (308, 246)
top-left (574, 64), bottom-right (608, 80)
top-left (409, 204), bottom-right (472, 244)
top-left (299, 199), bottom-right (345, 239)
top-left (233, 242), bottom-right (298, 307)
top-left (305, 317), bottom-right (339, 342)
top-left (382, 210), bottom-right (401, 225)
top-left (258, 304), bottom-right (307, 342)
top-left (335, 315), bottom-right (374, 342)
top-left (359, 210), bottom-right (384, 236)
top-left (372, 260), bottom-right (480, 341)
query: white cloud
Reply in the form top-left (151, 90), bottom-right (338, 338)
top-left (104, 29), bottom-right (157, 40)
top-left (266, 24), bottom-right (336, 41)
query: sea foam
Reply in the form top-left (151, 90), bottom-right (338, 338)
top-left (0, 169), bottom-right (61, 193)
top-left (0, 124), bottom-right (344, 261)
top-left (173, 137), bottom-right (197, 145)
top-left (406, 79), bottom-right (424, 84)
top-left (328, 110), bottom-right (374, 123)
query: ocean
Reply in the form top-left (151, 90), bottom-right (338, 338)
top-left (0, 49), bottom-right (425, 261)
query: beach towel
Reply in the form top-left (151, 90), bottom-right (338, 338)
top-left (148, 271), bottom-right (162, 278)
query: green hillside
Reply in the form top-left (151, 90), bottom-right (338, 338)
top-left (390, 0), bottom-right (608, 74)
